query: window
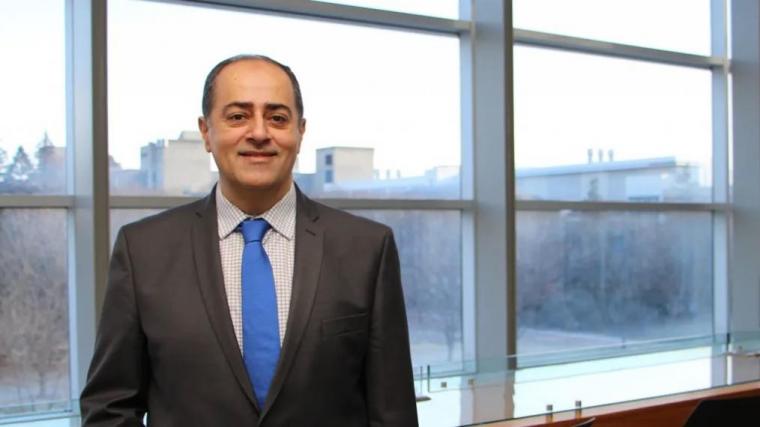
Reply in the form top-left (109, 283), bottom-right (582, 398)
top-left (517, 211), bottom-right (712, 355)
top-left (108, 0), bottom-right (468, 371)
top-left (513, 1), bottom-right (727, 358)
top-left (0, 0), bottom-right (67, 195)
top-left (513, 0), bottom-right (711, 55)
top-left (0, 0), bottom-right (71, 418)
top-left (0, 210), bottom-right (69, 415)
top-left (514, 47), bottom-right (712, 203)
top-left (3, 0), bottom-right (751, 425)
top-left (110, 206), bottom-right (463, 369)
top-left (108, 0), bottom-right (462, 200)
top-left (350, 210), bottom-right (463, 367)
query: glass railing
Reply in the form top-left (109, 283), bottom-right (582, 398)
top-left (0, 405), bottom-right (75, 426)
top-left (2, 332), bottom-right (759, 426)
top-left (415, 331), bottom-right (760, 427)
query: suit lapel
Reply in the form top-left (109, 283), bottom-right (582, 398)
top-left (191, 191), bottom-right (259, 410)
top-left (261, 189), bottom-right (324, 418)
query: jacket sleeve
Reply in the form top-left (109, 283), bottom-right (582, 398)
top-left (80, 228), bottom-right (149, 426)
top-left (365, 230), bottom-right (419, 427)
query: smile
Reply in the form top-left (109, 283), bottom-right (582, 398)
top-left (238, 151), bottom-right (277, 160)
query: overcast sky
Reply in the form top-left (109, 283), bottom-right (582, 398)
top-left (1, 0), bottom-right (712, 179)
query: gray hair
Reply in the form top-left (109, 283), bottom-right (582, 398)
top-left (201, 54), bottom-right (304, 120)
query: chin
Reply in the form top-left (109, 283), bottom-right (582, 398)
top-left (238, 181), bottom-right (278, 192)
top-left (237, 176), bottom-right (289, 193)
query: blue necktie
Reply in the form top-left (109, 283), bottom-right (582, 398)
top-left (240, 218), bottom-right (280, 408)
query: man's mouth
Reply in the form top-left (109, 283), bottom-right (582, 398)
top-left (238, 150), bottom-right (277, 158)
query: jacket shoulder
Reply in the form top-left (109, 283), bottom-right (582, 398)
top-left (117, 197), bottom-right (206, 239)
top-left (308, 198), bottom-right (393, 239)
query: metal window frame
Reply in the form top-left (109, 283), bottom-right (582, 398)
top-left (106, 196), bottom-right (473, 210)
top-left (66, 0), bottom-right (111, 416)
top-left (516, 200), bottom-right (729, 212)
top-left (730, 0), bottom-right (760, 334)
top-left (719, 0), bottom-right (760, 388)
top-left (514, 28), bottom-right (727, 70)
top-left (0, 196), bottom-right (730, 213)
top-left (0, 195), bottom-right (74, 208)
top-left (154, 0), bottom-right (471, 34)
top-left (709, 0), bottom-right (731, 390)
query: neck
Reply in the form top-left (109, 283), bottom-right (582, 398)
top-left (219, 179), bottom-right (292, 216)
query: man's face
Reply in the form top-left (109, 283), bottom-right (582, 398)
top-left (199, 60), bottom-right (305, 199)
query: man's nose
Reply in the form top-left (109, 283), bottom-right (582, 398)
top-left (246, 116), bottom-right (270, 143)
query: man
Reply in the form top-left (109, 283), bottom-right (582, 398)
top-left (80, 54), bottom-right (418, 426)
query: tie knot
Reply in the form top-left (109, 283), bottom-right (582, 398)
top-left (240, 218), bottom-right (270, 243)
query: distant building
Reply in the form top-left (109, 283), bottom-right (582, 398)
top-left (317, 165), bottom-right (460, 198)
top-left (305, 146), bottom-right (459, 197)
top-left (516, 156), bottom-right (704, 202)
top-left (109, 156), bottom-right (145, 193)
top-left (122, 134), bottom-right (705, 202)
top-left (140, 131), bottom-right (216, 195)
top-left (315, 147), bottom-right (374, 189)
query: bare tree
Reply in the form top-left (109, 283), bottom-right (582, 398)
top-left (0, 209), bottom-right (68, 410)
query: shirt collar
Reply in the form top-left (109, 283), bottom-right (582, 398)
top-left (216, 183), bottom-right (296, 241)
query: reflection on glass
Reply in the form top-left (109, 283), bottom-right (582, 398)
top-left (417, 345), bottom-right (730, 426)
top-left (0, 209), bottom-right (69, 415)
top-left (416, 333), bottom-right (760, 426)
top-left (351, 210), bottom-right (463, 368)
top-left (108, 0), bottom-right (461, 198)
top-left (516, 211), bottom-right (713, 356)
top-left (312, 0), bottom-right (459, 19)
top-left (513, 0), bottom-right (711, 55)
top-left (0, 1), bottom-right (66, 194)
top-left (111, 208), bottom-right (463, 368)
top-left (514, 47), bottom-right (713, 202)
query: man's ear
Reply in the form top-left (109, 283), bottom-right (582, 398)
top-left (198, 116), bottom-right (211, 152)
top-left (297, 118), bottom-right (306, 153)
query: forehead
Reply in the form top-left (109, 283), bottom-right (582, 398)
top-left (213, 60), bottom-right (295, 108)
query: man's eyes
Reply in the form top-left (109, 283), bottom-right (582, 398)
top-left (224, 112), bottom-right (289, 125)
top-left (224, 112), bottom-right (248, 124)
top-left (270, 114), bottom-right (289, 124)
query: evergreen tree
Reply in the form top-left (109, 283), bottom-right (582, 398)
top-left (6, 146), bottom-right (34, 182)
top-left (35, 131), bottom-right (54, 165)
top-left (37, 131), bottom-right (53, 149)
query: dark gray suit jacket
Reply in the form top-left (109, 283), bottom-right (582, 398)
top-left (80, 187), bottom-right (418, 426)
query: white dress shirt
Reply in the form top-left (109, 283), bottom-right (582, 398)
top-left (216, 183), bottom-right (296, 349)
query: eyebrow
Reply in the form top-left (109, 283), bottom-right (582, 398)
top-left (222, 101), bottom-right (292, 115)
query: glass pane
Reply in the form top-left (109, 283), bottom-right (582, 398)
top-left (108, 0), bottom-right (461, 199)
top-left (350, 210), bottom-right (463, 368)
top-left (0, 209), bottom-right (69, 415)
top-left (514, 47), bottom-right (712, 202)
top-left (0, 1), bottom-right (67, 194)
top-left (112, 208), bottom-right (463, 368)
top-left (516, 210), bottom-right (713, 356)
top-left (513, 0), bottom-right (711, 55)
top-left (312, 0), bottom-right (459, 19)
